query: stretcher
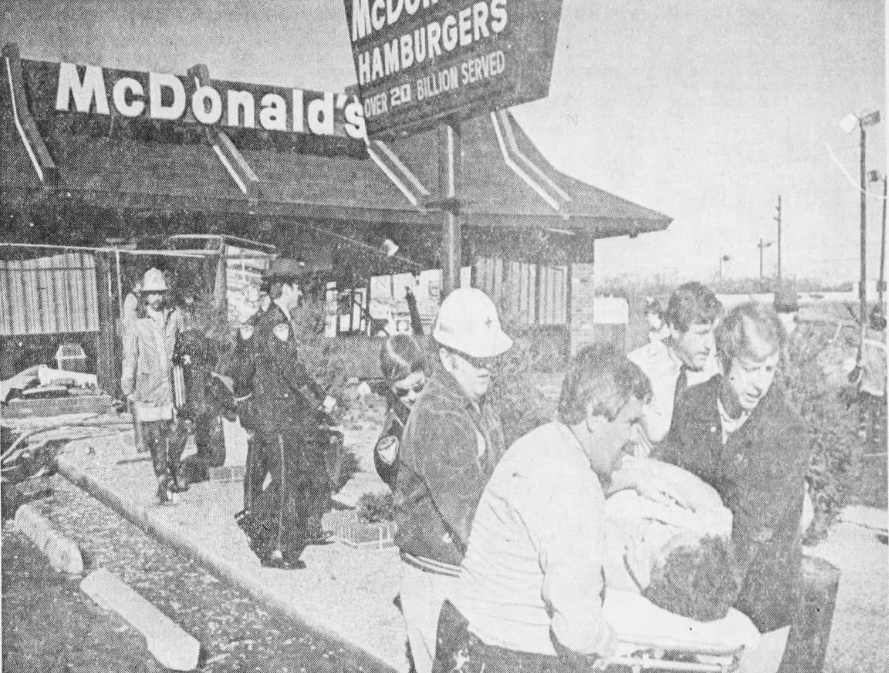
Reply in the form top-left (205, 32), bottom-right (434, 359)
top-left (603, 591), bottom-right (759, 673)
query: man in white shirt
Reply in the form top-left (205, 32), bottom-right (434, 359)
top-left (436, 345), bottom-right (652, 673)
top-left (628, 282), bottom-right (722, 455)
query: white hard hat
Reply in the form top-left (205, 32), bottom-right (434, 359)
top-left (141, 268), bottom-right (168, 292)
top-left (432, 288), bottom-right (512, 359)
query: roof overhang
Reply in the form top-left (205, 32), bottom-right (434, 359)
top-left (2, 47), bottom-right (672, 260)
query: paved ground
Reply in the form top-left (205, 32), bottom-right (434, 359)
top-left (3, 477), bottom-right (392, 673)
top-left (2, 526), bottom-right (159, 673)
top-left (810, 506), bottom-right (889, 673)
top-left (51, 401), bottom-right (408, 671)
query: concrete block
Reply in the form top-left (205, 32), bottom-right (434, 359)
top-left (14, 504), bottom-right (84, 575)
top-left (80, 568), bottom-right (200, 671)
top-left (4, 394), bottom-right (114, 418)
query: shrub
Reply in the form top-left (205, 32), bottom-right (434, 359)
top-left (487, 320), bottom-right (562, 448)
top-left (783, 322), bottom-right (863, 543)
top-left (287, 299), bottom-right (353, 399)
top-left (357, 490), bottom-right (395, 523)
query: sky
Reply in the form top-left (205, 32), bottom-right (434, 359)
top-left (2, 0), bottom-right (885, 284)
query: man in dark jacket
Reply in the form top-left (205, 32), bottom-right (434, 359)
top-left (394, 287), bottom-right (512, 673)
top-left (232, 259), bottom-right (337, 561)
top-left (657, 302), bottom-right (812, 673)
top-left (232, 281), bottom-right (273, 521)
top-left (247, 307), bottom-right (332, 569)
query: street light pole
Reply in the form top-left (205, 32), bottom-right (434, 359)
top-left (859, 120), bottom-right (867, 347)
top-left (719, 254), bottom-right (730, 282)
top-left (758, 237), bottom-right (773, 284)
top-left (840, 109), bottom-right (880, 353)
top-left (868, 170), bottom-right (888, 308)
top-left (880, 176), bottom-right (887, 306)
top-left (774, 196), bottom-right (782, 285)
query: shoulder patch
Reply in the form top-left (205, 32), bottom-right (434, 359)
top-left (377, 435), bottom-right (398, 450)
top-left (377, 435), bottom-right (398, 452)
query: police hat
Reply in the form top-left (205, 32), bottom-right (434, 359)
top-left (264, 257), bottom-right (305, 282)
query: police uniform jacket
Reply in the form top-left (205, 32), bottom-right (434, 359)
top-left (374, 402), bottom-right (409, 490)
top-left (253, 332), bottom-right (325, 435)
top-left (231, 303), bottom-right (278, 403)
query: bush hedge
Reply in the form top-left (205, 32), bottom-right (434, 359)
top-left (783, 321), bottom-right (866, 543)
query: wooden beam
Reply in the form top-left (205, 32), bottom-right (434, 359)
top-left (188, 63), bottom-right (260, 206)
top-left (2, 43), bottom-right (57, 183)
top-left (94, 253), bottom-right (117, 396)
top-left (438, 122), bottom-right (462, 298)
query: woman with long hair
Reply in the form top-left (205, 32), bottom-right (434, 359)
top-left (374, 334), bottom-right (428, 489)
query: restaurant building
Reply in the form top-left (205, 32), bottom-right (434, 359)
top-left (1, 43), bottom-right (670, 389)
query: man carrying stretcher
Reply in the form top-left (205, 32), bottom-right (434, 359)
top-left (434, 344), bottom-right (651, 672)
top-left (434, 340), bottom-right (797, 673)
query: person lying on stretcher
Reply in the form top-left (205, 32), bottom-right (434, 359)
top-left (434, 348), bottom-right (760, 673)
top-left (603, 455), bottom-right (761, 656)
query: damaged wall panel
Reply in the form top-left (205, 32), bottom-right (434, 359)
top-left (0, 251), bottom-right (98, 336)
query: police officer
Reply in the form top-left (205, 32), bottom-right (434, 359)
top-left (232, 280), bottom-right (274, 525)
top-left (232, 258), bottom-right (336, 566)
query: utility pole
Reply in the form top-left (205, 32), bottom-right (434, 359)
top-left (839, 109), bottom-right (880, 354)
top-left (425, 121), bottom-right (463, 300)
top-left (758, 237), bottom-right (773, 283)
top-left (880, 176), bottom-right (887, 306)
top-left (859, 121), bottom-right (868, 350)
top-left (774, 195), bottom-right (782, 285)
top-left (719, 254), bottom-right (730, 281)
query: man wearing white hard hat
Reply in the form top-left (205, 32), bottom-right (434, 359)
top-left (393, 287), bottom-right (512, 673)
top-left (121, 267), bottom-right (185, 505)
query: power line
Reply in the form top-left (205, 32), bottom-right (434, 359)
top-left (825, 140), bottom-right (889, 201)
top-left (298, 221), bottom-right (423, 269)
top-left (0, 242), bottom-right (205, 258)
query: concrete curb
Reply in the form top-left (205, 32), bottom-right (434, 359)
top-left (14, 502), bottom-right (84, 575)
top-left (57, 456), bottom-right (398, 673)
top-left (81, 567), bottom-right (200, 671)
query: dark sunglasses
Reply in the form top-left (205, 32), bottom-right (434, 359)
top-left (394, 380), bottom-right (425, 398)
top-left (452, 350), bottom-right (497, 370)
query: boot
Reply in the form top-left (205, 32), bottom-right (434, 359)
top-left (170, 462), bottom-right (190, 493)
top-left (261, 549), bottom-right (305, 570)
top-left (156, 475), bottom-right (177, 505)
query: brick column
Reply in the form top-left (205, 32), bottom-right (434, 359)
top-left (569, 262), bottom-right (596, 355)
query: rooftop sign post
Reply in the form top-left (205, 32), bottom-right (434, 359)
top-left (343, 0), bottom-right (563, 296)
